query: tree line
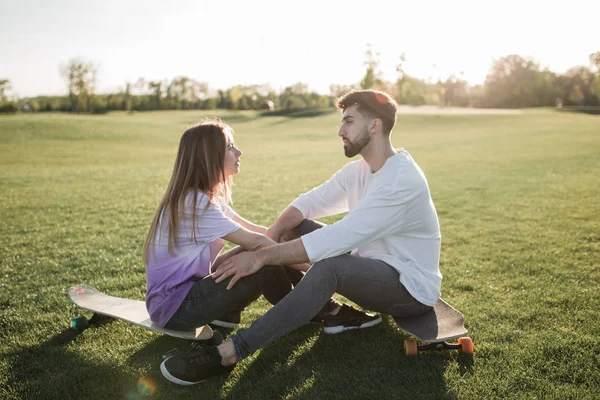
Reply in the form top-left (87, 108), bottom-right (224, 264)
top-left (1, 49), bottom-right (599, 114)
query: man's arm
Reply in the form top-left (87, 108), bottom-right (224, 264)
top-left (259, 238), bottom-right (309, 266)
top-left (266, 168), bottom-right (349, 243)
top-left (213, 239), bottom-right (309, 290)
top-left (265, 206), bottom-right (304, 242)
top-left (267, 166), bottom-right (352, 242)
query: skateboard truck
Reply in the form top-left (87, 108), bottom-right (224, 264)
top-left (403, 337), bottom-right (473, 357)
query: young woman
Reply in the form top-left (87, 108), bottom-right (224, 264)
top-left (143, 120), bottom-right (296, 331)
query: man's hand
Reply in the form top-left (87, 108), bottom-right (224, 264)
top-left (266, 206), bottom-right (304, 243)
top-left (211, 246), bottom-right (245, 273)
top-left (212, 251), bottom-right (265, 290)
top-left (265, 225), bottom-right (283, 243)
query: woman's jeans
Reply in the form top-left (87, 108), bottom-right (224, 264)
top-left (164, 264), bottom-right (292, 331)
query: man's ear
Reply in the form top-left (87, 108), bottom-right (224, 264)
top-left (370, 118), bottom-right (382, 134)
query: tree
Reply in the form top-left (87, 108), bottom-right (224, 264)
top-left (166, 76), bottom-right (208, 109)
top-left (123, 83), bottom-right (132, 111)
top-left (394, 53), bottom-right (431, 105)
top-left (396, 75), bottom-right (428, 105)
top-left (329, 83), bottom-right (358, 98)
top-left (589, 51), bottom-right (600, 99)
top-left (280, 83), bottom-right (309, 109)
top-left (60, 58), bottom-right (98, 112)
top-left (482, 55), bottom-right (556, 108)
top-left (443, 74), bottom-right (470, 107)
top-left (590, 51), bottom-right (600, 71)
top-left (0, 79), bottom-right (12, 102)
top-left (559, 66), bottom-right (597, 106)
top-left (148, 80), bottom-right (167, 110)
top-left (360, 44), bottom-right (383, 90)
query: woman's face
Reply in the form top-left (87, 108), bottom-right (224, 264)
top-left (223, 131), bottom-right (242, 176)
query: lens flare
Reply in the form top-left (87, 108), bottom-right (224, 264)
top-left (374, 92), bottom-right (389, 104)
top-left (137, 376), bottom-right (157, 396)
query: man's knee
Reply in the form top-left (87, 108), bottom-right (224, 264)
top-left (281, 219), bottom-right (324, 242)
top-left (309, 257), bottom-right (341, 277)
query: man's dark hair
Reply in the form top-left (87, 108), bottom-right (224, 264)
top-left (336, 90), bottom-right (398, 135)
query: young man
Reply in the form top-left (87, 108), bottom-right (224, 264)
top-left (160, 89), bottom-right (443, 385)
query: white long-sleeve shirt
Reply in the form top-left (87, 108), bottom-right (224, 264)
top-left (291, 149), bottom-right (442, 306)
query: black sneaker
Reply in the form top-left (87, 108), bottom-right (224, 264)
top-left (309, 299), bottom-right (342, 324)
top-left (162, 330), bottom-right (225, 360)
top-left (211, 310), bottom-right (241, 329)
top-left (160, 345), bottom-right (233, 385)
top-left (322, 304), bottom-right (382, 334)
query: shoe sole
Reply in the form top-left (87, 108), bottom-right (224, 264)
top-left (160, 358), bottom-right (202, 385)
top-left (210, 319), bottom-right (239, 329)
top-left (323, 316), bottom-right (382, 334)
top-left (160, 357), bottom-right (232, 385)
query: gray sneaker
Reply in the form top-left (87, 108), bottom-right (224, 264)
top-left (322, 304), bottom-right (382, 334)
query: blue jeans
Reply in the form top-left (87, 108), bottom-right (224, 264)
top-left (230, 220), bottom-right (432, 360)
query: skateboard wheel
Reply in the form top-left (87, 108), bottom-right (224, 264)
top-left (71, 316), bottom-right (89, 331)
top-left (404, 339), bottom-right (418, 357)
top-left (458, 337), bottom-right (473, 354)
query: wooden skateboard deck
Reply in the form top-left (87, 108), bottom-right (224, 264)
top-left (67, 285), bottom-right (213, 340)
top-left (393, 298), bottom-right (467, 343)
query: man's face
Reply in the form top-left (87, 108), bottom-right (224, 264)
top-left (338, 104), bottom-right (372, 158)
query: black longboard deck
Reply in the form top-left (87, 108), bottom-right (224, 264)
top-left (393, 298), bottom-right (467, 343)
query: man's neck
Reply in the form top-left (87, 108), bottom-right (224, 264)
top-left (361, 139), bottom-right (397, 173)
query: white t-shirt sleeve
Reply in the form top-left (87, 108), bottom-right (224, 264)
top-left (180, 195), bottom-right (241, 243)
top-left (301, 178), bottom-right (422, 263)
top-left (290, 168), bottom-right (349, 220)
top-left (223, 204), bottom-right (239, 219)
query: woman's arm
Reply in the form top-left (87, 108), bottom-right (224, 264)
top-left (223, 226), bottom-right (275, 252)
top-left (232, 214), bottom-right (267, 235)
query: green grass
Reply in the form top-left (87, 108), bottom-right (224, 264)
top-left (1, 108), bottom-right (599, 399)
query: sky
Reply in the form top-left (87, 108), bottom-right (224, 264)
top-left (1, 0), bottom-right (599, 98)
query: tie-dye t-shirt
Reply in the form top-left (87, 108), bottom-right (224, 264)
top-left (145, 192), bottom-right (240, 327)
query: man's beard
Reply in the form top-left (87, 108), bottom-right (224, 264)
top-left (344, 128), bottom-right (371, 158)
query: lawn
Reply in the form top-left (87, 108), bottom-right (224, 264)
top-left (1, 108), bottom-right (599, 399)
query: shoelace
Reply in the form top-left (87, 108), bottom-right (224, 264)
top-left (190, 341), bottom-right (210, 351)
top-left (183, 346), bottom-right (217, 366)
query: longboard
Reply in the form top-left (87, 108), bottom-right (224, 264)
top-left (67, 285), bottom-right (213, 341)
top-left (393, 298), bottom-right (473, 356)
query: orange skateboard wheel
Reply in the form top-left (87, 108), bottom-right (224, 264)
top-left (404, 339), bottom-right (418, 357)
top-left (458, 337), bottom-right (473, 354)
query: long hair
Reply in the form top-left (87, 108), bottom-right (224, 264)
top-left (143, 119), bottom-right (233, 265)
